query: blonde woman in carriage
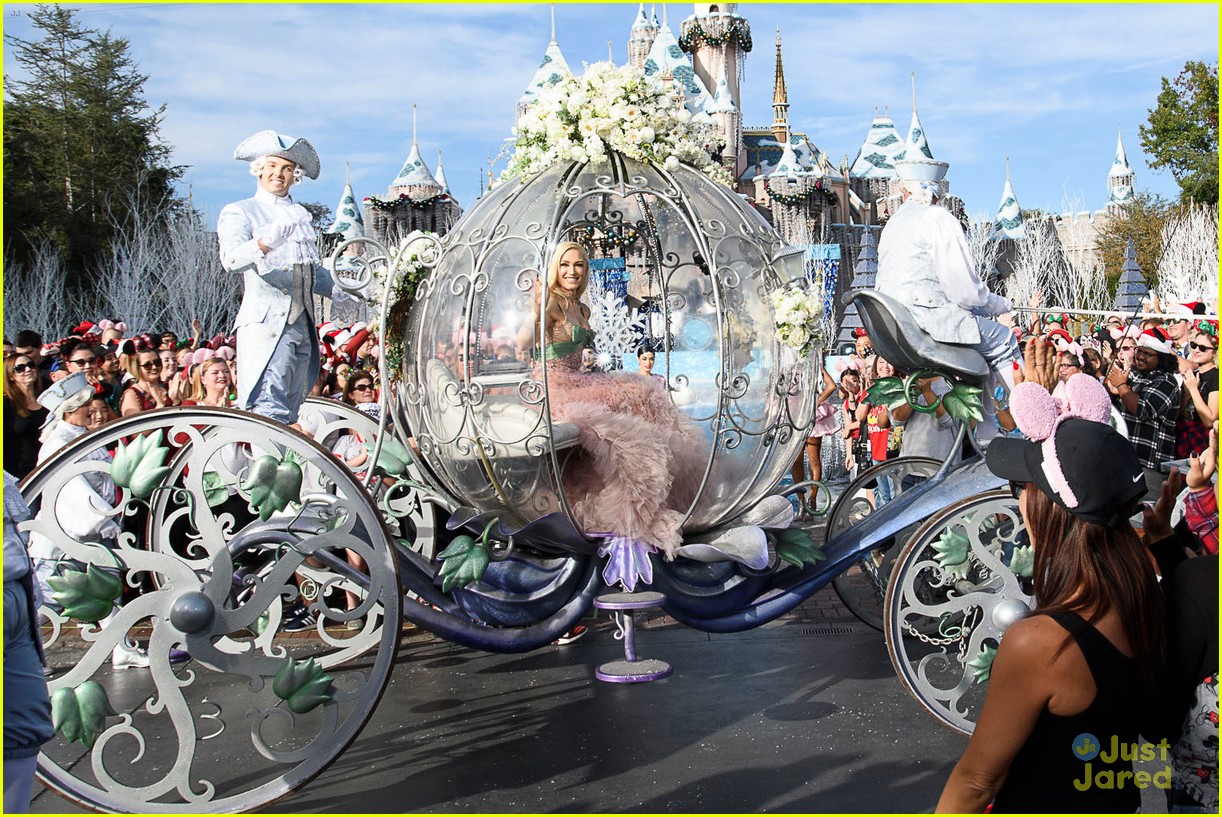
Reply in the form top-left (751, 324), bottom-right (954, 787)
top-left (517, 241), bottom-right (704, 557)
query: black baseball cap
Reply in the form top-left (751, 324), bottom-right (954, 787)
top-left (987, 418), bottom-right (1145, 527)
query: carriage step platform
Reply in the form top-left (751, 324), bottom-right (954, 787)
top-left (592, 591), bottom-right (673, 683)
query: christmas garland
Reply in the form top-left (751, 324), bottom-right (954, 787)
top-left (581, 223), bottom-right (640, 249)
top-left (678, 18), bottom-right (753, 52)
top-left (763, 178), bottom-right (837, 208)
top-left (366, 192), bottom-right (450, 212)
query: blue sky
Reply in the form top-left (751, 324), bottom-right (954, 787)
top-left (3, 2), bottom-right (1217, 229)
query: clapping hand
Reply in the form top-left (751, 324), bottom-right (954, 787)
top-left (1141, 469), bottom-right (1184, 543)
top-left (1016, 336), bottom-right (1058, 392)
top-left (1186, 425), bottom-right (1217, 491)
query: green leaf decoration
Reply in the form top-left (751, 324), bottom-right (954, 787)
top-left (272, 657), bottom-right (335, 714)
top-left (436, 534), bottom-right (490, 593)
top-left (931, 528), bottom-right (972, 579)
top-left (201, 471), bottom-right (229, 508)
top-left (1009, 544), bottom-right (1034, 579)
top-left (773, 526), bottom-right (827, 569)
top-left (46, 564), bottom-right (122, 622)
top-left (241, 454), bottom-right (303, 521)
top-left (110, 430), bottom-right (171, 498)
top-left (968, 643), bottom-right (998, 684)
top-left (941, 383), bottom-right (984, 423)
top-left (365, 436), bottom-right (413, 478)
top-left (866, 376), bottom-right (908, 411)
top-left (52, 680), bottom-right (118, 747)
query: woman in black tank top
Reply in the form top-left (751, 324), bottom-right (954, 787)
top-left (937, 375), bottom-right (1166, 812)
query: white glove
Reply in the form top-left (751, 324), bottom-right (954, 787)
top-left (256, 220), bottom-right (294, 250)
top-left (97, 520), bottom-right (122, 541)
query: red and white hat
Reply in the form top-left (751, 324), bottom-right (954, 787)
top-left (1136, 327), bottom-right (1173, 354)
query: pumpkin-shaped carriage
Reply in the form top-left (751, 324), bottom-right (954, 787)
top-left (20, 151), bottom-right (1034, 812)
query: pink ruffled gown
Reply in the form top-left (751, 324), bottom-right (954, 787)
top-left (538, 314), bottom-right (705, 558)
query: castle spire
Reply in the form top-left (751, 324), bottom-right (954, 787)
top-left (771, 28), bottom-right (790, 144)
top-left (550, 2), bottom-right (556, 42)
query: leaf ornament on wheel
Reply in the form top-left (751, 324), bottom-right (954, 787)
top-left (110, 430), bottom-right (171, 498)
top-left (866, 376), bottom-right (908, 411)
top-left (51, 680), bottom-right (118, 747)
top-left (241, 452), bottom-right (304, 521)
top-left (941, 383), bottom-right (984, 423)
top-left (46, 564), bottom-right (122, 622)
top-left (364, 435), bottom-right (413, 478)
top-left (771, 526), bottom-right (827, 568)
top-left (1008, 544), bottom-right (1034, 579)
top-left (436, 534), bottom-right (490, 592)
top-left (967, 643), bottom-right (998, 684)
top-left (931, 527), bottom-right (972, 579)
top-left (272, 657), bottom-right (335, 714)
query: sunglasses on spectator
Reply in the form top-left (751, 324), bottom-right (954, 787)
top-left (12, 363), bottom-right (34, 373)
top-left (1009, 481), bottom-right (1026, 500)
top-left (351, 383), bottom-right (373, 392)
top-left (68, 356), bottom-right (97, 366)
top-left (1058, 362), bottom-right (1080, 370)
top-left (140, 361), bottom-right (162, 370)
top-left (1189, 341), bottom-right (1217, 352)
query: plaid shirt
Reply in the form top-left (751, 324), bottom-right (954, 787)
top-left (1120, 369), bottom-right (1180, 469)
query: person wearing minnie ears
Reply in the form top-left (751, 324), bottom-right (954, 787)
top-left (217, 131), bottom-right (355, 425)
top-left (938, 374), bottom-right (1166, 812)
top-left (875, 158), bottom-right (1019, 440)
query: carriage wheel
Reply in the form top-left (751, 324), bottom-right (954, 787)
top-left (22, 407), bottom-right (401, 813)
top-left (827, 457), bottom-right (941, 630)
top-left (883, 489), bottom-right (1033, 735)
top-left (299, 397), bottom-right (443, 559)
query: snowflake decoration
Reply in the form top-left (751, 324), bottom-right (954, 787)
top-left (588, 291), bottom-right (647, 365)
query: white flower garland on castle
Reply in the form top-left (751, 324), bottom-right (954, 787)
top-left (503, 61), bottom-right (729, 185)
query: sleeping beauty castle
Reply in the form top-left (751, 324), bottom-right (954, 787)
top-left (334, 3), bottom-right (1134, 330)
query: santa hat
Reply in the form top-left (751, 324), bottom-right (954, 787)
top-left (1163, 302), bottom-right (1194, 320)
top-left (341, 328), bottom-right (371, 360)
top-left (317, 321), bottom-right (337, 339)
top-left (1136, 328), bottom-right (1173, 354)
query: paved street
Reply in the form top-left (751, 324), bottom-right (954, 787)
top-left (31, 585), bottom-right (975, 814)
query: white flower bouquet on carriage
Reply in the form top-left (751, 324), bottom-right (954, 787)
top-left (504, 61), bottom-right (730, 184)
top-left (770, 286), bottom-right (826, 358)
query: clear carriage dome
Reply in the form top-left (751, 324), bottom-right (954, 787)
top-left (401, 154), bottom-right (818, 550)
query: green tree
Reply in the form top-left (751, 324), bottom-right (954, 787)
top-left (1139, 60), bottom-right (1219, 205)
top-left (1094, 191), bottom-right (1173, 291)
top-left (3, 5), bottom-right (181, 281)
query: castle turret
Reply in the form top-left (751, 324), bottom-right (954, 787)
top-left (706, 61), bottom-right (740, 173)
top-left (680, 3), bottom-right (751, 179)
top-left (643, 13), bottom-right (713, 115)
top-left (516, 7), bottom-right (572, 130)
top-left (771, 29), bottom-right (789, 145)
top-left (1107, 129), bottom-right (1135, 209)
top-left (993, 157), bottom-right (1025, 239)
top-left (365, 106), bottom-right (461, 245)
top-left (628, 3), bottom-right (659, 71)
top-left (328, 162), bottom-right (365, 242)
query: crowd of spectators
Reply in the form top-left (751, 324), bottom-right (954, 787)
top-left (2, 317), bottom-right (383, 481)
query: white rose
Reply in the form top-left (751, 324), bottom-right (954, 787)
top-left (664, 155), bottom-right (680, 171)
top-left (639, 126), bottom-right (655, 144)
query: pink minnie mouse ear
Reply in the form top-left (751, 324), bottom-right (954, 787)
top-left (1062, 374), bottom-right (1112, 424)
top-left (191, 348), bottom-right (215, 366)
top-left (1009, 382), bottom-right (1061, 441)
top-left (215, 346), bottom-right (235, 361)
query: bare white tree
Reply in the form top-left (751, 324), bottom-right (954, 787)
top-left (1007, 216), bottom-right (1064, 312)
top-left (160, 209), bottom-right (238, 339)
top-left (2, 239), bottom-right (84, 339)
top-left (965, 210), bottom-right (1004, 287)
top-left (1157, 202), bottom-right (1219, 305)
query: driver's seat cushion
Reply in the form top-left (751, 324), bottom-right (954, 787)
top-left (843, 289), bottom-right (990, 384)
